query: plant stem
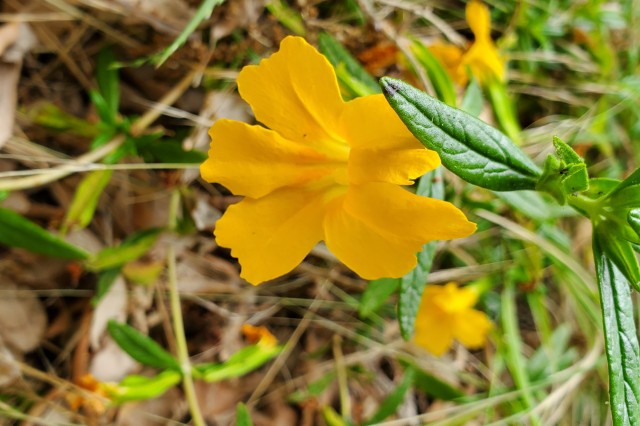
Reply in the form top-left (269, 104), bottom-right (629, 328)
top-left (167, 189), bottom-right (205, 426)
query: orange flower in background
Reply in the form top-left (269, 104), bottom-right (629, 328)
top-left (200, 37), bottom-right (476, 285)
top-left (414, 283), bottom-right (492, 356)
top-left (430, 0), bottom-right (505, 86)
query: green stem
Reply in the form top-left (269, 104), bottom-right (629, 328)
top-left (167, 189), bottom-right (205, 426)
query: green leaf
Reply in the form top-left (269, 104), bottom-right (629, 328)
top-left (96, 47), bottom-right (120, 122)
top-left (153, 0), bottom-right (225, 67)
top-left (107, 320), bottom-right (180, 370)
top-left (194, 344), bottom-right (282, 382)
top-left (397, 168), bottom-right (442, 340)
top-left (236, 403), bottom-right (254, 426)
top-left (596, 226), bottom-right (640, 291)
top-left (495, 191), bottom-right (575, 222)
top-left (410, 40), bottom-right (457, 106)
top-left (359, 278), bottom-right (399, 319)
top-left (61, 170), bottom-right (113, 233)
top-left (322, 406), bottom-right (351, 426)
top-left (593, 229), bottom-right (640, 426)
top-left (92, 267), bottom-right (121, 306)
top-left (485, 79), bottom-right (521, 144)
top-left (380, 77), bottom-right (541, 191)
top-left (287, 372), bottom-right (336, 403)
top-left (536, 137), bottom-right (589, 204)
top-left (363, 367), bottom-right (415, 425)
top-left (460, 76), bottom-right (483, 116)
top-left (88, 228), bottom-right (162, 271)
top-left (318, 32), bottom-right (380, 98)
top-left (266, 0), bottom-right (306, 36)
top-left (608, 168), bottom-right (640, 209)
top-left (0, 208), bottom-right (89, 260)
top-left (412, 368), bottom-right (465, 400)
top-left (629, 209), bottom-right (640, 239)
top-left (110, 370), bottom-right (182, 403)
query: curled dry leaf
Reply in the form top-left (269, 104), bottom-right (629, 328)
top-left (0, 282), bottom-right (47, 354)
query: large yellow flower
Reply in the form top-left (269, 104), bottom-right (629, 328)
top-left (414, 283), bottom-right (492, 356)
top-left (430, 0), bottom-right (505, 86)
top-left (200, 36), bottom-right (476, 285)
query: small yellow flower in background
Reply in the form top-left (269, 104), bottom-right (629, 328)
top-left (414, 282), bottom-right (492, 356)
top-left (430, 0), bottom-right (505, 86)
top-left (66, 374), bottom-right (111, 415)
top-left (200, 36), bottom-right (476, 285)
top-left (241, 324), bottom-right (278, 348)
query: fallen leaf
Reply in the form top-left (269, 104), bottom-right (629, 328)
top-left (0, 282), bottom-right (47, 353)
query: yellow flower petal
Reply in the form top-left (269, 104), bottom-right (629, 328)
top-left (431, 282), bottom-right (479, 313)
top-left (344, 183), bottom-right (477, 244)
top-left (453, 308), bottom-right (492, 349)
top-left (340, 95), bottom-right (423, 150)
top-left (466, 0), bottom-right (492, 41)
top-left (341, 95), bottom-right (440, 185)
top-left (201, 119), bottom-right (334, 198)
top-left (214, 187), bottom-right (326, 285)
top-left (324, 195), bottom-right (422, 279)
top-left (414, 302), bottom-right (454, 356)
top-left (463, 40), bottom-right (505, 83)
top-left (236, 36), bottom-right (348, 158)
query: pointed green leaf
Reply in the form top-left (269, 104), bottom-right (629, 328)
top-left (397, 168), bottom-right (442, 340)
top-left (629, 209), bottom-right (640, 239)
top-left (363, 367), bottom-right (415, 425)
top-left (236, 403), bottom-right (254, 426)
top-left (194, 344), bottom-right (282, 382)
top-left (359, 278), bottom-right (400, 319)
top-left (380, 77), bottom-right (540, 191)
top-left (107, 320), bottom-right (179, 370)
top-left (88, 227), bottom-right (162, 271)
top-left (410, 40), bottom-right (457, 107)
top-left (460, 76), bottom-right (483, 116)
top-left (0, 208), bottom-right (89, 260)
top-left (593, 229), bottom-right (640, 426)
top-left (318, 32), bottom-right (380, 98)
top-left (110, 370), bottom-right (182, 403)
top-left (266, 0), bottom-right (305, 36)
top-left (96, 47), bottom-right (120, 122)
top-left (62, 170), bottom-right (113, 233)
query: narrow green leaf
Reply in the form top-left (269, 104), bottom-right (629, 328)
top-left (593, 229), bottom-right (640, 426)
top-left (96, 47), bottom-right (119, 122)
top-left (110, 370), bottom-right (182, 403)
top-left (486, 79), bottom-right (521, 144)
top-left (318, 32), bottom-right (380, 97)
top-left (266, 0), bottom-right (306, 36)
top-left (194, 344), bottom-right (282, 382)
top-left (61, 170), bottom-right (113, 233)
top-left (88, 228), bottom-right (162, 271)
top-left (412, 368), bottom-right (464, 400)
top-left (359, 278), bottom-right (400, 319)
top-left (628, 209), bottom-right (640, 239)
top-left (364, 367), bottom-right (415, 425)
top-left (107, 320), bottom-right (180, 370)
top-left (153, 0), bottom-right (225, 67)
top-left (92, 267), bottom-right (121, 306)
top-left (138, 140), bottom-right (207, 164)
top-left (380, 77), bottom-right (541, 191)
top-left (236, 403), bottom-right (254, 426)
top-left (0, 208), bottom-right (89, 260)
top-left (460, 76), bottom-right (483, 116)
top-left (287, 372), bottom-right (336, 402)
top-left (322, 406), bottom-right (351, 426)
top-left (495, 191), bottom-right (574, 222)
top-left (410, 40), bottom-right (457, 106)
top-left (608, 168), bottom-right (640, 209)
top-left (397, 168), bottom-right (442, 340)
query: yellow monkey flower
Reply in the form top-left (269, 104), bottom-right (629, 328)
top-left (200, 37), bottom-right (476, 285)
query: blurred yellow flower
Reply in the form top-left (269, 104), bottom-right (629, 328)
top-left (414, 282), bottom-right (492, 356)
top-left (201, 36), bottom-right (476, 285)
top-left (241, 324), bottom-right (278, 348)
top-left (430, 0), bottom-right (505, 86)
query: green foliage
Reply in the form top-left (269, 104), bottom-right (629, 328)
top-left (410, 40), bottom-right (457, 106)
top-left (359, 278), bottom-right (399, 319)
top-left (363, 367), bottom-right (415, 425)
top-left (88, 228), bottom-right (163, 271)
top-left (236, 403), bottom-right (254, 426)
top-left (0, 208), bottom-right (89, 260)
top-left (107, 320), bottom-right (180, 370)
top-left (110, 370), bottom-right (182, 403)
top-left (318, 32), bottom-right (380, 99)
top-left (266, 0), bottom-right (306, 36)
top-left (61, 170), bottom-right (113, 234)
top-left (193, 344), bottom-right (282, 382)
top-left (381, 77), bottom-right (541, 191)
top-left (593, 229), bottom-right (640, 425)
